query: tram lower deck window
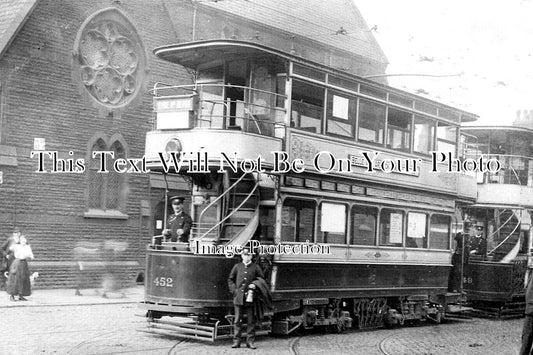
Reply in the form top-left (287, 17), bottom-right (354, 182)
top-left (281, 199), bottom-right (316, 243)
top-left (351, 206), bottom-right (377, 246)
top-left (429, 214), bottom-right (451, 250)
top-left (379, 209), bottom-right (404, 247)
top-left (317, 202), bottom-right (347, 244)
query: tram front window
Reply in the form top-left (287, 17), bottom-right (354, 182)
top-left (281, 199), bottom-right (316, 243)
top-left (197, 65), bottom-right (225, 128)
top-left (379, 209), bottom-right (404, 247)
top-left (437, 123), bottom-right (457, 157)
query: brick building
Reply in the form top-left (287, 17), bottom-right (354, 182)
top-left (0, 0), bottom-right (386, 288)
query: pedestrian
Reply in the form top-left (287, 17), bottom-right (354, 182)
top-left (227, 246), bottom-right (264, 349)
top-left (1, 227), bottom-right (22, 274)
top-left (520, 271), bottom-right (533, 355)
top-left (6, 235), bottom-right (34, 301)
top-left (162, 196), bottom-right (193, 243)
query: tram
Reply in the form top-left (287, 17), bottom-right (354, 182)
top-left (460, 125), bottom-right (533, 318)
top-left (140, 39), bottom-right (479, 341)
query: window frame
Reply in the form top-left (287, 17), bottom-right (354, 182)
top-left (84, 133), bottom-right (129, 219)
top-left (429, 213), bottom-right (452, 250)
top-left (317, 201), bottom-right (348, 245)
top-left (280, 197), bottom-right (316, 243)
top-left (350, 204), bottom-right (378, 246)
top-left (379, 208), bottom-right (405, 247)
top-left (325, 90), bottom-right (356, 139)
top-left (406, 211), bottom-right (428, 249)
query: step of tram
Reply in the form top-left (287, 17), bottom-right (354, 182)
top-left (227, 208), bottom-right (255, 219)
top-left (223, 224), bottom-right (247, 236)
top-left (228, 193), bottom-right (258, 208)
top-left (228, 178), bottom-right (256, 192)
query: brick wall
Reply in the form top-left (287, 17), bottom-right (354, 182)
top-left (0, 0), bottom-right (190, 289)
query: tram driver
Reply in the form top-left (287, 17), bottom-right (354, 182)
top-left (469, 222), bottom-right (487, 257)
top-left (162, 196), bottom-right (193, 243)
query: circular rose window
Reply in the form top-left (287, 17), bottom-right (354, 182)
top-left (75, 8), bottom-right (145, 107)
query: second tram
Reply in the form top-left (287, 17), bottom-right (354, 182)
top-left (460, 125), bottom-right (533, 318)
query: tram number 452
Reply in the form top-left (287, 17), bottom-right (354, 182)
top-left (153, 277), bottom-right (174, 287)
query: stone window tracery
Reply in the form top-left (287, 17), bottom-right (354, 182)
top-left (76, 8), bottom-right (145, 107)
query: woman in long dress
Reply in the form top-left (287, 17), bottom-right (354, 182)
top-left (6, 235), bottom-right (34, 301)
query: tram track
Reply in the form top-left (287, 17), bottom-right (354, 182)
top-left (377, 333), bottom-right (398, 355)
top-left (66, 330), bottom-right (122, 354)
top-left (167, 338), bottom-right (190, 354)
top-left (288, 336), bottom-right (302, 355)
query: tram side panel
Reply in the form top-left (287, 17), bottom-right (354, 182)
top-left (144, 249), bottom-right (235, 313)
top-left (272, 263), bottom-right (449, 301)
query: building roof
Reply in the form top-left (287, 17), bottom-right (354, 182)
top-left (198, 0), bottom-right (387, 65)
top-left (0, 0), bottom-right (39, 59)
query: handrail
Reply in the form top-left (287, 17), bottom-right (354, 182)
top-left (509, 165), bottom-right (522, 185)
top-left (198, 173), bottom-right (259, 242)
top-left (245, 110), bottom-right (262, 135)
top-left (196, 172), bottom-right (249, 232)
top-left (151, 83), bottom-right (287, 101)
top-left (479, 154), bottom-right (531, 186)
top-left (487, 210), bottom-right (521, 255)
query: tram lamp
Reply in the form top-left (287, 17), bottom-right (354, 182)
top-left (154, 95), bottom-right (197, 130)
top-left (163, 138), bottom-right (183, 161)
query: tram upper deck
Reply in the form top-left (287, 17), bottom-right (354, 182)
top-left (462, 125), bottom-right (533, 208)
top-left (145, 40), bottom-right (478, 200)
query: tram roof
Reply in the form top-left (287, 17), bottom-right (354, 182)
top-left (154, 40), bottom-right (478, 123)
top-left (462, 125), bottom-right (533, 135)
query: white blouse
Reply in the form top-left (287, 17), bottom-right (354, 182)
top-left (12, 244), bottom-right (34, 260)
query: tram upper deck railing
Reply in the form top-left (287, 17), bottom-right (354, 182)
top-left (474, 154), bottom-right (533, 186)
top-left (150, 83), bottom-right (287, 138)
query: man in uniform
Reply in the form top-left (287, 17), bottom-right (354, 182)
top-left (163, 196), bottom-right (193, 243)
top-left (228, 246), bottom-right (264, 349)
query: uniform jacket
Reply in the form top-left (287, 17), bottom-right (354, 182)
top-left (165, 212), bottom-right (193, 242)
top-left (228, 262), bottom-right (264, 306)
top-left (526, 273), bottom-right (533, 315)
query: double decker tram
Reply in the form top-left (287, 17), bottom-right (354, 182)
top-left (460, 125), bottom-right (533, 318)
top-left (141, 40), bottom-right (479, 340)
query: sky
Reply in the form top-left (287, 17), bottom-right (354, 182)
top-left (354, 0), bottom-right (533, 126)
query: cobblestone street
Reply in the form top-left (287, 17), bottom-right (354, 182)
top-left (0, 289), bottom-right (524, 355)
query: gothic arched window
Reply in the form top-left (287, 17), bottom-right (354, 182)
top-left (85, 134), bottom-right (129, 219)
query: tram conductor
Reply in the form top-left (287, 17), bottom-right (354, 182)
top-left (228, 246), bottom-right (264, 349)
top-left (162, 196), bottom-right (193, 243)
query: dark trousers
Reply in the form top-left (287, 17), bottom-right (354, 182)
top-left (234, 304), bottom-right (255, 343)
top-left (520, 315), bottom-right (533, 355)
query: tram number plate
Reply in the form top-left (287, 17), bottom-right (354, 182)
top-left (153, 277), bottom-right (174, 287)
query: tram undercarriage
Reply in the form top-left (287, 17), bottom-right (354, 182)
top-left (141, 293), bottom-right (465, 342)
